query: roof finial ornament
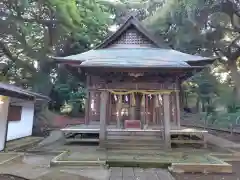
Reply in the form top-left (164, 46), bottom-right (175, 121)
top-left (129, 11), bottom-right (138, 18)
top-left (122, 11), bottom-right (138, 21)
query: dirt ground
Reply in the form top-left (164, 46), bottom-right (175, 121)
top-left (0, 174), bottom-right (27, 180)
top-left (209, 130), bottom-right (240, 143)
top-left (4, 129), bottom-right (240, 180)
top-left (2, 163), bottom-right (240, 180)
top-left (174, 161), bottom-right (240, 180)
top-left (181, 117), bottom-right (240, 143)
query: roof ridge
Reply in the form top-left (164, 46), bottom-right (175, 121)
top-left (95, 14), bottom-right (169, 49)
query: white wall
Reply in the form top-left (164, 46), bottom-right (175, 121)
top-left (0, 97), bottom-right (10, 151)
top-left (7, 102), bottom-right (34, 141)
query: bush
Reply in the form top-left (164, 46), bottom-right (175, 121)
top-left (210, 111), bottom-right (240, 128)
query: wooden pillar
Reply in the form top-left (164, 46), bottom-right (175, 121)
top-left (176, 90), bottom-right (181, 128)
top-left (99, 91), bottom-right (108, 148)
top-left (163, 93), bottom-right (171, 149)
top-left (135, 94), bottom-right (141, 120)
top-left (179, 81), bottom-right (184, 110)
top-left (130, 93), bottom-right (135, 120)
top-left (108, 93), bottom-right (112, 125)
top-left (169, 93), bottom-right (173, 124)
top-left (85, 76), bottom-right (90, 125)
top-left (146, 95), bottom-right (149, 127)
top-left (105, 92), bottom-right (111, 125)
top-left (141, 94), bottom-right (146, 129)
top-left (116, 95), bottom-right (122, 128)
top-left (171, 92), bottom-right (177, 127)
top-left (84, 91), bottom-right (90, 125)
top-left (89, 91), bottom-right (95, 123)
top-left (153, 95), bottom-right (157, 125)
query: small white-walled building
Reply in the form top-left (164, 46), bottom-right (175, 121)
top-left (0, 83), bottom-right (49, 151)
top-left (7, 98), bottom-right (35, 141)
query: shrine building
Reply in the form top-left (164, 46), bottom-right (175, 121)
top-left (54, 15), bottom-right (216, 149)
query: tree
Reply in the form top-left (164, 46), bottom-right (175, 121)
top-left (0, 0), bottom-right (111, 95)
top-left (142, 0), bottom-right (240, 100)
top-left (101, 0), bottom-right (164, 25)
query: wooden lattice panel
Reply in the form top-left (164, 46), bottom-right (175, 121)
top-left (109, 28), bottom-right (155, 48)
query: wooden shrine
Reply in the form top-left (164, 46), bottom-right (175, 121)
top-left (54, 15), bottom-right (216, 148)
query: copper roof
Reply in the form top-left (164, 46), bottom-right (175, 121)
top-left (54, 15), bottom-right (217, 68)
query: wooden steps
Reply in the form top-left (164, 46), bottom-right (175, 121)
top-left (106, 130), bottom-right (164, 151)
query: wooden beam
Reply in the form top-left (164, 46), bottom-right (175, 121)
top-left (99, 91), bottom-right (108, 148)
top-left (163, 93), bottom-right (171, 149)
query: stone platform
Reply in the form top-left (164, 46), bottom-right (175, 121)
top-left (50, 148), bottom-right (232, 173)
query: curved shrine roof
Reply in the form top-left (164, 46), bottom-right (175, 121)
top-left (54, 15), bottom-right (217, 69)
top-left (56, 48), bottom-right (213, 68)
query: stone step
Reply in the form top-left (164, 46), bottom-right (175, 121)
top-left (106, 145), bottom-right (164, 150)
top-left (107, 136), bottom-right (163, 141)
top-left (107, 149), bottom-right (182, 156)
top-left (107, 131), bottom-right (163, 136)
top-left (107, 139), bottom-right (163, 144)
top-left (106, 143), bottom-right (164, 148)
top-left (106, 131), bottom-right (165, 150)
top-left (106, 140), bottom-right (165, 150)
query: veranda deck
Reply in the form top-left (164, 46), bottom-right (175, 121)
top-left (61, 124), bottom-right (208, 147)
top-left (61, 124), bottom-right (207, 135)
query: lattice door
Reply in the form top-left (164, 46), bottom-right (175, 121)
top-left (110, 94), bottom-right (131, 125)
top-left (153, 94), bottom-right (165, 140)
top-left (89, 92), bottom-right (100, 122)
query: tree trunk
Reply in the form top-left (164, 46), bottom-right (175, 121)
top-left (196, 96), bottom-right (200, 113)
top-left (179, 84), bottom-right (184, 110)
top-left (184, 92), bottom-right (189, 108)
top-left (228, 61), bottom-right (240, 101)
top-left (33, 61), bottom-right (54, 96)
top-left (202, 100), bottom-right (205, 112)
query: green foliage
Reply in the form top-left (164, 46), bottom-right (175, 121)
top-left (68, 87), bottom-right (86, 116)
top-left (1, 0), bottom-right (240, 120)
top-left (55, 83), bottom-right (86, 116)
top-left (136, 0), bottom-right (240, 122)
top-left (49, 65), bottom-right (87, 116)
top-left (1, 0), bottom-right (112, 117)
top-left (1, 0), bottom-right (111, 93)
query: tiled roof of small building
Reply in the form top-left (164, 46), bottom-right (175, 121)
top-left (0, 82), bottom-right (50, 101)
